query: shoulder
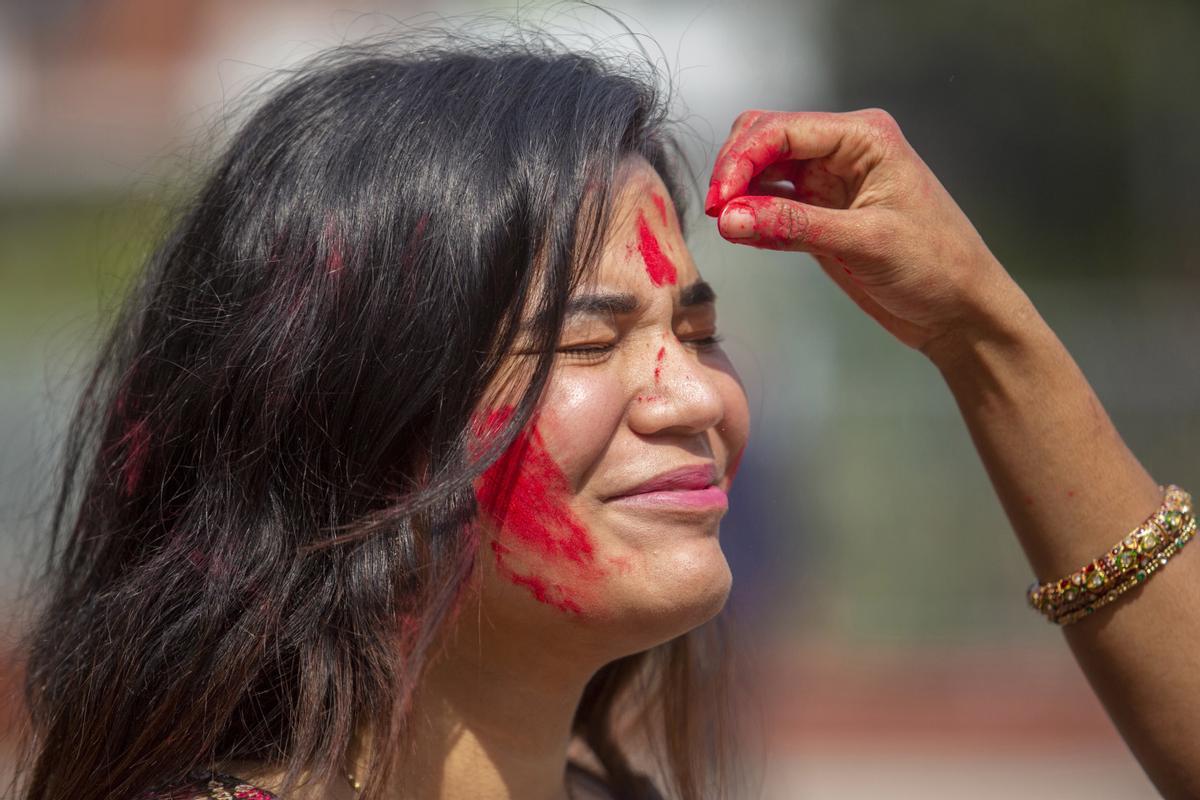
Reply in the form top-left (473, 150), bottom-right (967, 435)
top-left (138, 771), bottom-right (280, 800)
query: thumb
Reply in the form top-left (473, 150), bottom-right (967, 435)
top-left (717, 196), bottom-right (876, 257)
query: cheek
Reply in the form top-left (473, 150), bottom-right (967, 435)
top-left (536, 373), bottom-right (626, 475)
top-left (474, 376), bottom-right (625, 617)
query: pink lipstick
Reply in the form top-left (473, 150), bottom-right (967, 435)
top-left (607, 464), bottom-right (728, 512)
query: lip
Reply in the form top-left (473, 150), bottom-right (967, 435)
top-left (609, 485), bottom-right (729, 511)
top-left (609, 464), bottom-right (718, 498)
top-left (605, 464), bottom-right (728, 512)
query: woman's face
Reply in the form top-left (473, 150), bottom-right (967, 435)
top-left (471, 158), bottom-right (750, 658)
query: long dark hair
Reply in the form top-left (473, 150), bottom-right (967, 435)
top-left (18, 32), bottom-right (740, 800)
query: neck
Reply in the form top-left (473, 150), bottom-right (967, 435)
top-left (383, 604), bottom-right (601, 800)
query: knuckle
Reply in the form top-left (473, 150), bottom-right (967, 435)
top-left (849, 108), bottom-right (904, 157)
top-left (858, 107), bottom-right (900, 132)
top-left (773, 202), bottom-right (810, 242)
top-left (732, 109), bottom-right (764, 132)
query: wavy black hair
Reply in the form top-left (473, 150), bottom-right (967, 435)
top-left (18, 30), bottom-right (739, 800)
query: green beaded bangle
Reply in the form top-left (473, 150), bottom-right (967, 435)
top-left (1027, 485), bottom-right (1194, 626)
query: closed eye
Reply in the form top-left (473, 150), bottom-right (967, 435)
top-left (557, 342), bottom-right (616, 361)
top-left (684, 333), bottom-right (724, 352)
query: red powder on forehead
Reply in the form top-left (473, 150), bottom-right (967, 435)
top-left (651, 193), bottom-right (668, 226)
top-left (475, 407), bottom-right (595, 566)
top-left (636, 211), bottom-right (677, 286)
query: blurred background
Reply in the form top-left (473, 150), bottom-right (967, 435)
top-left (2, 1), bottom-right (1198, 797)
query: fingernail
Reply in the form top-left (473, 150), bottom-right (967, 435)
top-left (718, 203), bottom-right (756, 239)
top-left (703, 181), bottom-right (722, 216)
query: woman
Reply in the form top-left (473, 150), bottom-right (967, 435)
top-left (17, 34), bottom-right (1200, 800)
top-left (20, 38), bottom-right (745, 800)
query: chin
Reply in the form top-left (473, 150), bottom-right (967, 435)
top-left (598, 540), bottom-right (733, 654)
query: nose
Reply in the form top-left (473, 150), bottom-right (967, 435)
top-left (627, 338), bottom-right (724, 437)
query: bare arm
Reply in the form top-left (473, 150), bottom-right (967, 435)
top-left (706, 108), bottom-right (1200, 799)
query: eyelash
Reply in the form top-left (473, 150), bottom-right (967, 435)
top-left (557, 334), bottom-right (725, 360)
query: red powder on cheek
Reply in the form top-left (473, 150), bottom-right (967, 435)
top-left (606, 555), bottom-right (633, 575)
top-left (636, 211), bottom-right (677, 286)
top-left (475, 407), bottom-right (601, 614)
top-left (651, 193), bottom-right (668, 226)
top-left (490, 541), bottom-right (583, 614)
top-left (477, 419), bottom-right (594, 564)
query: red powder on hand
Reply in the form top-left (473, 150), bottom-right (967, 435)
top-left (636, 211), bottom-right (677, 286)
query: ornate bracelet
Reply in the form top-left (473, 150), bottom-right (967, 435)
top-left (1027, 485), bottom-right (1194, 626)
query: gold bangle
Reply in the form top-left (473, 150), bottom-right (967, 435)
top-left (1027, 485), bottom-right (1194, 625)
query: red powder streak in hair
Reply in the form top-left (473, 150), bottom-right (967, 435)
top-left (121, 419), bottom-right (151, 496)
top-left (636, 212), bottom-right (677, 286)
top-left (651, 193), bottom-right (668, 226)
top-left (654, 346), bottom-right (665, 383)
top-left (322, 217), bottom-right (345, 276)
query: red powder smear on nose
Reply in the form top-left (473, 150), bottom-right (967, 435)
top-left (475, 407), bottom-right (596, 566)
top-left (636, 211), bottom-right (677, 286)
top-left (654, 346), bottom-right (665, 383)
top-left (651, 193), bottom-right (669, 226)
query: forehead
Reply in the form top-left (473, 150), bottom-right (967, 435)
top-left (586, 159), bottom-right (699, 296)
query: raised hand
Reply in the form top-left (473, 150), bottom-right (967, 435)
top-left (706, 109), bottom-right (1026, 360)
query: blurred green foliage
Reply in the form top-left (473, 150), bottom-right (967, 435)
top-left (0, 195), bottom-right (164, 338)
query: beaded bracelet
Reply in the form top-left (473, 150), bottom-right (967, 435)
top-left (1027, 485), bottom-right (1194, 626)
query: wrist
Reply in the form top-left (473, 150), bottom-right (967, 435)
top-left (918, 269), bottom-right (1047, 377)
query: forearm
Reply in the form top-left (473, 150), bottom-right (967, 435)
top-left (928, 280), bottom-right (1200, 799)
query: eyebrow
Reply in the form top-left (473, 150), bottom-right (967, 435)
top-left (522, 280), bottom-right (717, 333)
top-left (678, 280), bottom-right (717, 308)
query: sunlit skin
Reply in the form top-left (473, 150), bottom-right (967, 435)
top-left (233, 158), bottom-right (750, 800)
top-left (354, 160), bottom-right (750, 800)
top-left (233, 106), bottom-right (1200, 800)
top-left (471, 157), bottom-right (750, 656)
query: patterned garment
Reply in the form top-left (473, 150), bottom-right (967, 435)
top-left (141, 772), bottom-right (278, 800)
